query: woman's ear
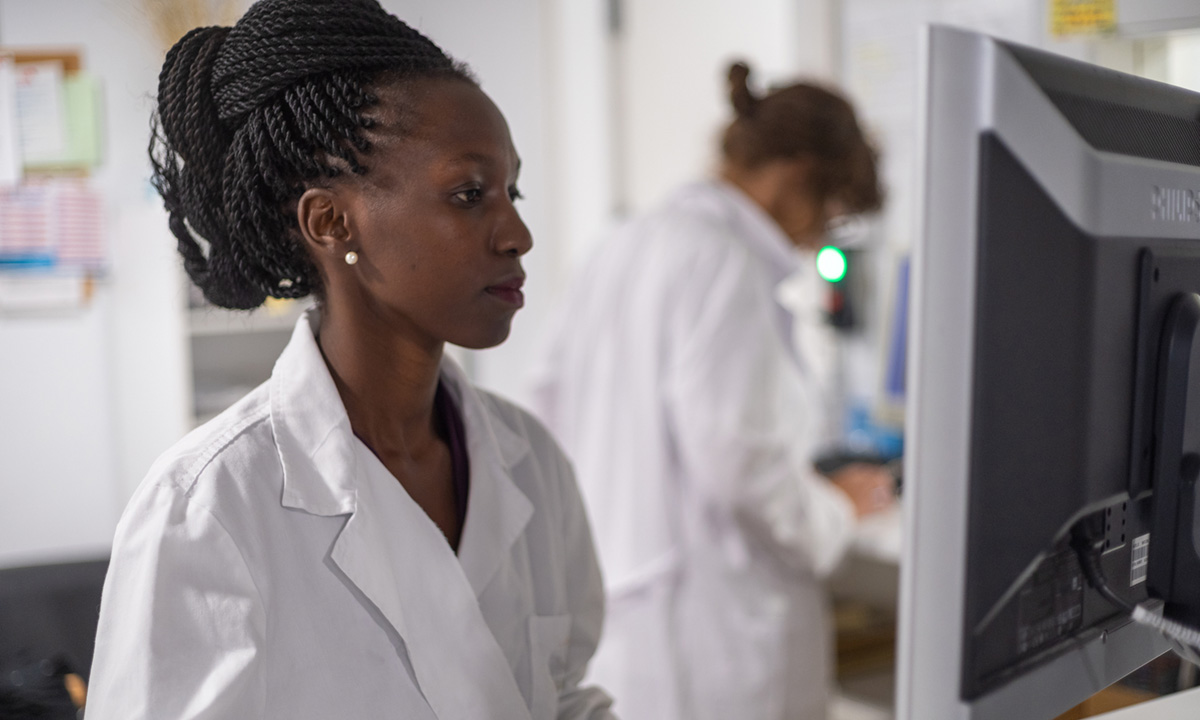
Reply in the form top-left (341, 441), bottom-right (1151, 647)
top-left (296, 188), bottom-right (351, 259)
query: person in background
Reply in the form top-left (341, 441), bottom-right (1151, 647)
top-left (86, 2), bottom-right (612, 718)
top-left (530, 62), bottom-right (896, 720)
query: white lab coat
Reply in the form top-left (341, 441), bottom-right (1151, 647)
top-left (87, 310), bottom-right (614, 720)
top-left (530, 180), bottom-right (856, 720)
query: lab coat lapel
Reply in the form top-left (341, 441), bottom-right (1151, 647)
top-left (440, 358), bottom-right (534, 598)
top-left (271, 311), bottom-right (358, 518)
top-left (269, 312), bottom-right (411, 641)
top-left (338, 448), bottom-right (532, 720)
top-left (270, 318), bottom-right (533, 719)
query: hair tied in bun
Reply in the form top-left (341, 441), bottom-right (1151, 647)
top-left (728, 61), bottom-right (758, 118)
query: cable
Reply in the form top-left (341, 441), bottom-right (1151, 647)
top-left (1069, 529), bottom-right (1136, 614)
top-left (1169, 638), bottom-right (1200, 668)
top-left (1131, 604), bottom-right (1200, 656)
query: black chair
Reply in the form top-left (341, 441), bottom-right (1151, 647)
top-left (0, 558), bottom-right (108, 719)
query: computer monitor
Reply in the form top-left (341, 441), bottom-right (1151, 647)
top-left (898, 25), bottom-right (1200, 720)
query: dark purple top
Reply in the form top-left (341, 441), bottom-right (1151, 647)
top-left (434, 381), bottom-right (470, 546)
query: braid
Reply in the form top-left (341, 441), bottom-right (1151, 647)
top-left (150, 26), bottom-right (231, 296)
top-left (150, 0), bottom-right (474, 309)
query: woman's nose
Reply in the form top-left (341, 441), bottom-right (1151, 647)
top-left (494, 208), bottom-right (533, 257)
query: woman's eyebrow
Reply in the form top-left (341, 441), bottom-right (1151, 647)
top-left (448, 151), bottom-right (495, 167)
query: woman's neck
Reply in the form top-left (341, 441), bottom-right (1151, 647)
top-left (316, 298), bottom-right (444, 461)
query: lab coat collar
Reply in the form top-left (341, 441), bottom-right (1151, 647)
top-left (441, 357), bottom-right (533, 472)
top-left (271, 309), bottom-right (359, 518)
top-left (706, 178), bottom-right (804, 279)
top-left (703, 179), bottom-right (815, 364)
top-left (438, 357), bottom-right (535, 596)
top-left (270, 308), bottom-right (534, 596)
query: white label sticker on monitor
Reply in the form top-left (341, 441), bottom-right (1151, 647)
top-left (1130, 534), bottom-right (1150, 586)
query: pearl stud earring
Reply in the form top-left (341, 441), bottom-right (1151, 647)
top-left (345, 251), bottom-right (359, 265)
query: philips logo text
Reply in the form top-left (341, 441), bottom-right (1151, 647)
top-left (1152, 186), bottom-right (1200, 224)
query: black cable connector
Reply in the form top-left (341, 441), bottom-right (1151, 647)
top-left (1069, 523), bottom-right (1136, 615)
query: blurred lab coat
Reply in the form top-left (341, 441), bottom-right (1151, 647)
top-left (531, 180), bottom-right (856, 720)
top-left (87, 311), bottom-right (614, 720)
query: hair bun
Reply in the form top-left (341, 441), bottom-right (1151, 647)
top-left (727, 61), bottom-right (757, 118)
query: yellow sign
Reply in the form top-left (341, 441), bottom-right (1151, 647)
top-left (1051, 0), bottom-right (1116, 36)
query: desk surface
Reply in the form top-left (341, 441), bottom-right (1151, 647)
top-left (830, 504), bottom-right (903, 611)
top-left (1093, 685), bottom-right (1200, 719)
top-left (852, 503), bottom-right (903, 564)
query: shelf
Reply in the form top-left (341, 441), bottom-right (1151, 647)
top-left (187, 298), bottom-right (312, 337)
top-left (186, 298), bottom-right (313, 427)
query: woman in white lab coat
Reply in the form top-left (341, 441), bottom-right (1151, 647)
top-left (86, 2), bottom-right (612, 718)
top-left (531, 63), bottom-right (894, 720)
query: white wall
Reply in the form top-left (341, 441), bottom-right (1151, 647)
top-left (1165, 31), bottom-right (1200, 91)
top-left (0, 0), bottom-right (190, 568)
top-left (538, 0), bottom-right (618, 281)
top-left (0, 299), bottom-right (121, 566)
top-left (616, 0), bottom-right (834, 215)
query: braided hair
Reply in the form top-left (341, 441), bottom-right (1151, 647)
top-left (722, 62), bottom-right (883, 216)
top-left (151, 0), bottom-right (474, 309)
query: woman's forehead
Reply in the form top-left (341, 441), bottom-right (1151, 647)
top-left (349, 87), bottom-right (515, 195)
top-left (367, 78), bottom-right (514, 157)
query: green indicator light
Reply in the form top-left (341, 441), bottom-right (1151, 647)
top-left (817, 246), bottom-right (847, 283)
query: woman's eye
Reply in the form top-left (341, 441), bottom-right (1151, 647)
top-left (508, 186), bottom-right (524, 202)
top-left (454, 188), bottom-right (483, 204)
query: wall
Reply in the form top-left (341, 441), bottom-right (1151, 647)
top-left (0, 0), bottom-right (190, 568)
top-left (1165, 32), bottom-right (1200, 90)
top-left (616, 0), bottom-right (835, 216)
top-left (537, 0), bottom-right (617, 280)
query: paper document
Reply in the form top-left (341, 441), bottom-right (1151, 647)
top-left (0, 58), bottom-right (20, 186)
top-left (25, 71), bottom-right (102, 171)
top-left (14, 61), bottom-right (67, 166)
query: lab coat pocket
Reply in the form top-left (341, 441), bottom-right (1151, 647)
top-left (528, 613), bottom-right (571, 720)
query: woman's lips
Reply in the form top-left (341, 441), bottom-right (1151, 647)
top-left (485, 277), bottom-right (525, 308)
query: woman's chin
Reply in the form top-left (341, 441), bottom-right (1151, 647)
top-left (449, 324), bottom-right (513, 352)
